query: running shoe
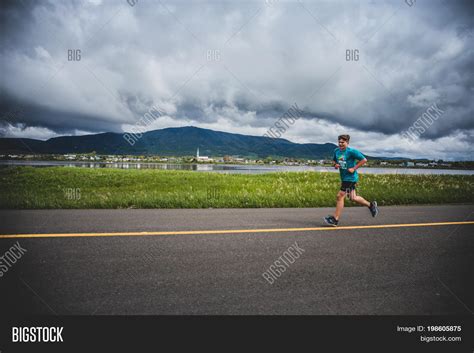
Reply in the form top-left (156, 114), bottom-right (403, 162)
top-left (324, 215), bottom-right (339, 226)
top-left (369, 201), bottom-right (379, 217)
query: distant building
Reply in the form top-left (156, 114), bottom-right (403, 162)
top-left (196, 147), bottom-right (212, 162)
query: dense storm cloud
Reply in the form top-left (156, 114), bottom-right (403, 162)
top-left (0, 0), bottom-right (473, 159)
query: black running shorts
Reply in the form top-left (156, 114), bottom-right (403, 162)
top-left (340, 181), bottom-right (357, 192)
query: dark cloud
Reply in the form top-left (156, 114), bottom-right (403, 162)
top-left (0, 92), bottom-right (123, 133)
top-left (0, 0), bottom-right (472, 159)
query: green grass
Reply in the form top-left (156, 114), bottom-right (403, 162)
top-left (0, 167), bottom-right (473, 209)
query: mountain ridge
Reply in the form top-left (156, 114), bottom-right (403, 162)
top-left (0, 126), bottom-right (404, 160)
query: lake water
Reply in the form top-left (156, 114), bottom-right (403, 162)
top-left (1, 160), bottom-right (473, 175)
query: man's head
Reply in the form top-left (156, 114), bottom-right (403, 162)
top-left (338, 134), bottom-right (350, 150)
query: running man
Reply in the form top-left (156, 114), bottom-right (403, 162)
top-left (324, 134), bottom-right (378, 226)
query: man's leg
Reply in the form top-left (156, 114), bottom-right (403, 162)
top-left (334, 190), bottom-right (346, 220)
top-left (349, 189), bottom-right (370, 207)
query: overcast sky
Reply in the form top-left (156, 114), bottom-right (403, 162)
top-left (0, 0), bottom-right (473, 160)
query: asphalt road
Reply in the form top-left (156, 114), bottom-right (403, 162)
top-left (0, 205), bottom-right (473, 315)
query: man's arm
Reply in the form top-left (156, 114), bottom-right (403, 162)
top-left (347, 149), bottom-right (367, 173)
top-left (333, 152), bottom-right (340, 169)
top-left (348, 158), bottom-right (367, 173)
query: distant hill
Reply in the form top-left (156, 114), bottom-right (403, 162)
top-left (0, 126), bottom-right (338, 159)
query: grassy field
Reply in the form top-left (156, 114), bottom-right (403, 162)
top-left (0, 167), bottom-right (473, 209)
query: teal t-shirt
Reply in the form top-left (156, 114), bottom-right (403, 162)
top-left (333, 147), bottom-right (366, 182)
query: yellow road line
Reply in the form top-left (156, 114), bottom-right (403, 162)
top-left (0, 221), bottom-right (473, 239)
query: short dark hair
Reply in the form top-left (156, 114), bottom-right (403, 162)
top-left (338, 134), bottom-right (350, 142)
